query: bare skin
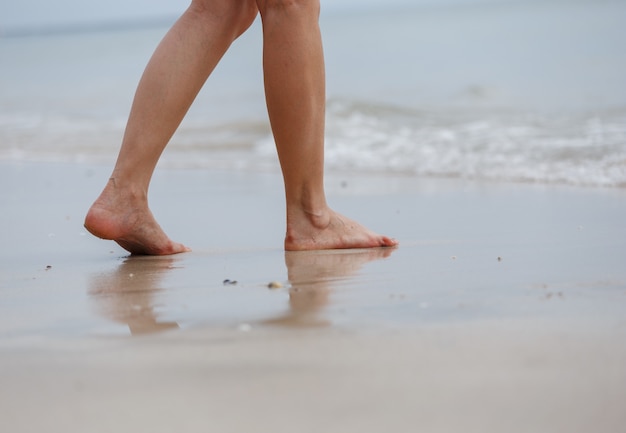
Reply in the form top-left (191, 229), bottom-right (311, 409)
top-left (84, 0), bottom-right (397, 255)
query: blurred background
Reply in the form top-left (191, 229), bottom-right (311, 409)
top-left (1, 0), bottom-right (625, 186)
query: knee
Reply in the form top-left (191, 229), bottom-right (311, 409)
top-left (256, 0), bottom-right (320, 20)
top-left (188, 0), bottom-right (258, 38)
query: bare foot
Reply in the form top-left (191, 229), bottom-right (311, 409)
top-left (284, 207), bottom-right (398, 251)
top-left (84, 179), bottom-right (190, 255)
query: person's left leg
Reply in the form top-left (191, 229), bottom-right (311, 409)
top-left (85, 0), bottom-right (258, 255)
top-left (256, 0), bottom-right (397, 250)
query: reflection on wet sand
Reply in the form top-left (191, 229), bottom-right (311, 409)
top-left (89, 256), bottom-right (180, 335)
top-left (264, 248), bottom-right (395, 328)
top-left (89, 248), bottom-right (395, 335)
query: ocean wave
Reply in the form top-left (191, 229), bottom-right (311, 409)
top-left (1, 101), bottom-right (625, 188)
top-left (259, 101), bottom-right (626, 187)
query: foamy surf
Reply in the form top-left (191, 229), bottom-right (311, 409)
top-left (264, 101), bottom-right (626, 188)
top-left (2, 101), bottom-right (625, 188)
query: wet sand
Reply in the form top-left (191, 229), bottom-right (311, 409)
top-left (1, 161), bottom-right (625, 432)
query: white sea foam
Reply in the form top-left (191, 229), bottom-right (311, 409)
top-left (2, 101), bottom-right (625, 187)
top-left (2, 102), bottom-right (625, 188)
top-left (258, 101), bottom-right (626, 188)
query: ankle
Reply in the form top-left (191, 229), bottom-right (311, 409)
top-left (286, 181), bottom-right (328, 219)
top-left (287, 203), bottom-right (330, 231)
top-left (105, 175), bottom-right (148, 203)
top-left (303, 207), bottom-right (331, 229)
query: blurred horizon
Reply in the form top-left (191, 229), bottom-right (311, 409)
top-left (1, 0), bottom-right (538, 36)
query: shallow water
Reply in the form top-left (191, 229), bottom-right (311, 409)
top-left (1, 163), bottom-right (625, 339)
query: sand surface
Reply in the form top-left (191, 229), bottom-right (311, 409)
top-left (1, 161), bottom-right (625, 432)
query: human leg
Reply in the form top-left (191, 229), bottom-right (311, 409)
top-left (256, 0), bottom-right (397, 250)
top-left (85, 0), bottom-right (258, 255)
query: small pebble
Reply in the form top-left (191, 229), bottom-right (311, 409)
top-left (223, 279), bottom-right (238, 286)
top-left (267, 281), bottom-right (283, 289)
top-left (497, 256), bottom-right (502, 262)
top-left (45, 265), bottom-right (52, 271)
top-left (451, 256), bottom-right (457, 260)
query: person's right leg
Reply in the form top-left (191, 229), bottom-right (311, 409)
top-left (256, 0), bottom-right (397, 250)
top-left (85, 0), bottom-right (258, 254)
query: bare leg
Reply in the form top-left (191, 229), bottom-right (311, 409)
top-left (85, 1), bottom-right (258, 255)
top-left (257, 0), bottom-right (398, 250)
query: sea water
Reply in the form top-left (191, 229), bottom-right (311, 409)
top-left (1, 0), bottom-right (625, 187)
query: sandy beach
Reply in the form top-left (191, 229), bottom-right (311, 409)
top-left (2, 0), bottom-right (625, 431)
top-left (1, 161), bottom-right (625, 432)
